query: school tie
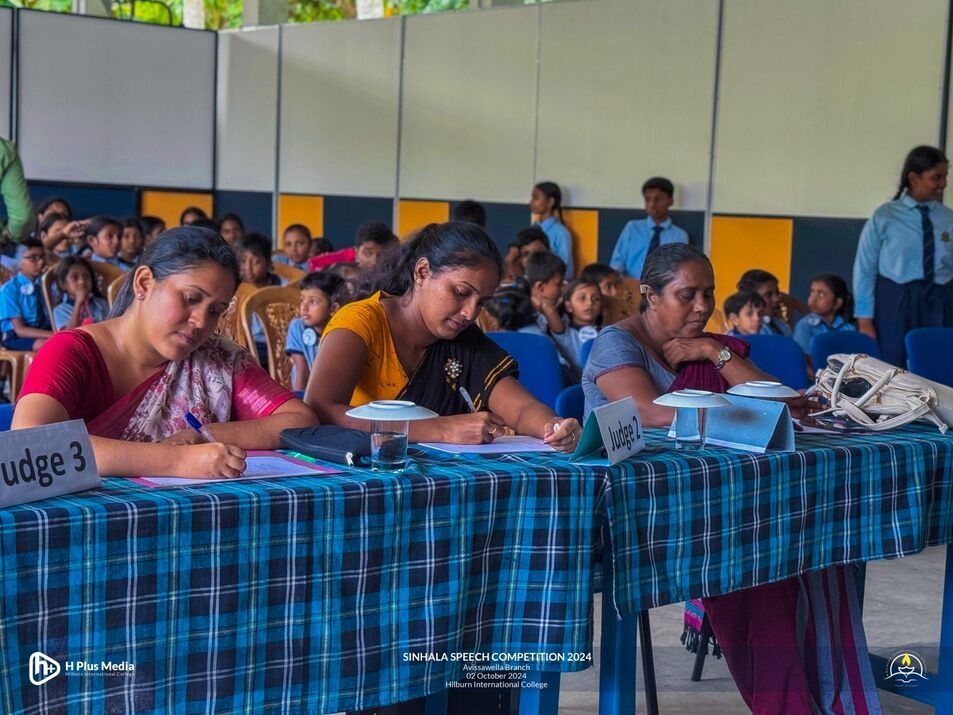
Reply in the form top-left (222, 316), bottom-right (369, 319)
top-left (648, 225), bottom-right (663, 255)
top-left (917, 204), bottom-right (935, 290)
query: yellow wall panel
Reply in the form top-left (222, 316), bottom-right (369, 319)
top-left (709, 216), bottom-right (793, 302)
top-left (277, 195), bottom-right (324, 247)
top-left (140, 191), bottom-right (214, 229)
top-left (397, 200), bottom-right (449, 240)
top-left (562, 209), bottom-right (598, 276)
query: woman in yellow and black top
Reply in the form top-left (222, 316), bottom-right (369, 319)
top-left (305, 221), bottom-right (580, 449)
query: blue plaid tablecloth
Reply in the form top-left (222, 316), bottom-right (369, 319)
top-left (604, 425), bottom-right (953, 615)
top-left (0, 450), bottom-right (604, 715)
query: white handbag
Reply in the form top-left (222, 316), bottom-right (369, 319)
top-left (811, 353), bottom-right (953, 434)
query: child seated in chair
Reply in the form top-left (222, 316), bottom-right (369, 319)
top-left (84, 216), bottom-right (123, 268)
top-left (117, 218), bottom-right (144, 271)
top-left (238, 232), bottom-right (285, 366)
top-left (275, 224), bottom-right (312, 272)
top-left (286, 271), bottom-right (343, 391)
top-left (737, 268), bottom-right (793, 337)
top-left (551, 278), bottom-right (603, 382)
top-left (723, 290), bottom-right (766, 337)
top-left (0, 239), bottom-right (52, 351)
top-left (53, 256), bottom-right (109, 331)
top-left (793, 273), bottom-right (856, 357)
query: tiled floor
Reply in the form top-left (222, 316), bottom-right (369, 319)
top-left (556, 546), bottom-right (945, 714)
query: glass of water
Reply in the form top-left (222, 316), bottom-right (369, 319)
top-left (370, 419), bottom-right (410, 471)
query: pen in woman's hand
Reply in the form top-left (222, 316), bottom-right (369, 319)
top-left (185, 412), bottom-right (217, 443)
top-left (458, 386), bottom-right (478, 413)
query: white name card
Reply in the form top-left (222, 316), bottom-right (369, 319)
top-left (0, 420), bottom-right (100, 508)
top-left (571, 397), bottom-right (644, 466)
top-left (704, 394), bottom-right (794, 453)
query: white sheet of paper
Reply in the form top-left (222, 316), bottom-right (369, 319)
top-left (418, 435), bottom-right (555, 455)
top-left (131, 453), bottom-right (339, 487)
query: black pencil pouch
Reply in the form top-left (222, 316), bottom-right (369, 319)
top-left (280, 425), bottom-right (372, 467)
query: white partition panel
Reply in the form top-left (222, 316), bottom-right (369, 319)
top-left (17, 12), bottom-right (214, 188)
top-left (714, 0), bottom-right (947, 218)
top-left (280, 18), bottom-right (401, 197)
top-left (217, 27), bottom-right (279, 192)
top-left (399, 7), bottom-right (539, 203)
top-left (0, 9), bottom-right (12, 140)
top-left (536, 0), bottom-right (717, 210)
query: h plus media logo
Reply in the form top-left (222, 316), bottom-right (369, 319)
top-left (28, 652), bottom-right (60, 685)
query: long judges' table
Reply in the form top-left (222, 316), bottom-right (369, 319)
top-left (1, 426), bottom-right (951, 714)
top-left (0, 453), bottom-right (604, 714)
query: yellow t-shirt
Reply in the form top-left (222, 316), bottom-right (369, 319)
top-left (322, 292), bottom-right (407, 406)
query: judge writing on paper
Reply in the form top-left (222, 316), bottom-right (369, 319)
top-left (581, 243), bottom-right (881, 714)
top-left (12, 227), bottom-right (317, 479)
top-left (305, 221), bottom-right (579, 450)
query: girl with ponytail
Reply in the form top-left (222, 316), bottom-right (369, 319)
top-left (853, 145), bottom-right (953, 365)
top-left (530, 181), bottom-right (575, 278)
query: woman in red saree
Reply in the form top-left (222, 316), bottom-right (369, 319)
top-left (13, 226), bottom-right (316, 478)
top-left (582, 244), bottom-right (881, 714)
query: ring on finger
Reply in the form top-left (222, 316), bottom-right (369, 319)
top-left (488, 424), bottom-right (498, 435)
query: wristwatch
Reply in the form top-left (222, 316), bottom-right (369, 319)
top-left (714, 347), bottom-right (732, 370)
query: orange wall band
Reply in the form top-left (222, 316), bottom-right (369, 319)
top-left (709, 216), bottom-right (793, 305)
top-left (140, 191), bottom-right (214, 231)
top-left (277, 195), bottom-right (325, 248)
top-left (397, 200), bottom-right (449, 240)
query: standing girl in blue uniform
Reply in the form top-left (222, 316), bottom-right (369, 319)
top-left (853, 145), bottom-right (953, 366)
top-left (529, 181), bottom-right (574, 278)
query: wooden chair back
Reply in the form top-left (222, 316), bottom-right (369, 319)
top-left (216, 282), bottom-right (258, 350)
top-left (240, 285), bottom-right (301, 389)
top-left (89, 261), bottom-right (125, 297)
top-left (273, 263), bottom-right (306, 283)
top-left (40, 270), bottom-right (59, 332)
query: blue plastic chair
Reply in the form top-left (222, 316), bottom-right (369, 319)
top-left (809, 331), bottom-right (882, 372)
top-left (0, 403), bottom-right (11, 432)
top-left (488, 331), bottom-right (564, 409)
top-left (580, 339), bottom-right (595, 368)
top-left (742, 334), bottom-right (811, 389)
top-left (555, 384), bottom-right (584, 422)
top-left (906, 328), bottom-right (953, 386)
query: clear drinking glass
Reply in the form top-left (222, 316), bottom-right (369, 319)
top-left (673, 407), bottom-right (708, 451)
top-left (370, 418), bottom-right (410, 471)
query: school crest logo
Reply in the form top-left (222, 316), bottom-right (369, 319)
top-left (885, 650), bottom-right (928, 686)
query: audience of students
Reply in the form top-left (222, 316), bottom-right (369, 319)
top-left (237, 232), bottom-right (284, 366)
top-left (0, 238), bottom-right (52, 350)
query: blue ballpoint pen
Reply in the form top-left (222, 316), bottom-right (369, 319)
top-left (185, 412), bottom-right (217, 443)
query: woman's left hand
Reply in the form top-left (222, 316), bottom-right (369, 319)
top-left (543, 417), bottom-right (582, 452)
top-left (662, 337), bottom-right (720, 369)
top-left (161, 429), bottom-right (205, 446)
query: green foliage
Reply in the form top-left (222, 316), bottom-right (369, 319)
top-left (111, 0), bottom-right (180, 26)
top-left (386, 0), bottom-right (468, 14)
top-left (0, 0), bottom-right (72, 11)
top-left (288, 0), bottom-right (355, 24)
